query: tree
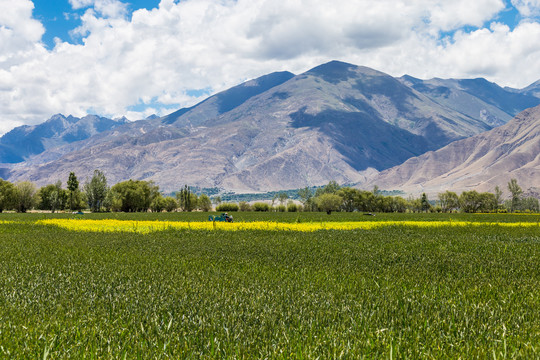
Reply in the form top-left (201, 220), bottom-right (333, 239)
top-left (315, 181), bottom-right (341, 196)
top-left (438, 191), bottom-right (459, 213)
top-left (164, 197), bottom-right (178, 212)
top-left (298, 187), bottom-right (315, 211)
top-left (278, 192), bottom-right (288, 206)
top-left (494, 186), bottom-right (503, 211)
top-left (109, 180), bottom-right (158, 212)
top-left (37, 181), bottom-right (66, 213)
top-left (67, 172), bottom-right (79, 210)
top-left (315, 193), bottom-right (343, 215)
top-left (421, 193), bottom-right (431, 212)
top-left (477, 192), bottom-right (497, 212)
top-left (507, 179), bottom-right (523, 212)
top-left (0, 179), bottom-right (16, 212)
top-left (14, 181), bottom-right (37, 213)
top-left (177, 185), bottom-right (198, 212)
top-left (198, 194), bottom-right (212, 212)
top-left (150, 195), bottom-right (166, 212)
top-left (338, 187), bottom-right (359, 212)
top-left (459, 191), bottom-right (482, 213)
top-left (84, 170), bottom-right (109, 212)
top-left (354, 190), bottom-right (377, 212)
top-left (212, 196), bottom-right (222, 206)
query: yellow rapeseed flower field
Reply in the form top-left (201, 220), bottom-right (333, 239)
top-left (36, 218), bottom-right (540, 234)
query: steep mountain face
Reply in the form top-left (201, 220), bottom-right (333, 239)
top-left (519, 79), bottom-right (540, 98)
top-left (366, 105), bottom-right (540, 197)
top-left (400, 76), bottom-right (540, 127)
top-left (4, 61), bottom-right (540, 193)
top-left (0, 114), bottom-right (128, 163)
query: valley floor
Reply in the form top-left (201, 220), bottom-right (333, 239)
top-left (0, 213), bottom-right (539, 358)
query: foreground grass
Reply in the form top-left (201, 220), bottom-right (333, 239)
top-left (0, 213), bottom-right (539, 358)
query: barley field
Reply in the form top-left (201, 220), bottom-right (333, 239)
top-left (0, 212), bottom-right (539, 358)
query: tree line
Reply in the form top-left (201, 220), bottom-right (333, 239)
top-left (291, 180), bottom-right (538, 214)
top-left (0, 172), bottom-right (537, 213)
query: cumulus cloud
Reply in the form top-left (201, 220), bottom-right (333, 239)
top-left (69, 0), bottom-right (127, 18)
top-left (511, 0), bottom-right (540, 17)
top-left (1, 0), bottom-right (540, 134)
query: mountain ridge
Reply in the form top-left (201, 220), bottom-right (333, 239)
top-left (3, 60), bottom-right (540, 194)
top-left (365, 104), bottom-right (540, 197)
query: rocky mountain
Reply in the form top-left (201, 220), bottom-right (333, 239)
top-left (0, 114), bottom-right (128, 163)
top-left (518, 79), bottom-right (540, 98)
top-left (4, 61), bottom-right (540, 193)
top-left (365, 105), bottom-right (540, 197)
top-left (400, 76), bottom-right (540, 127)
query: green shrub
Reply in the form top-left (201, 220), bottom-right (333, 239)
top-left (253, 202), bottom-right (270, 212)
top-left (216, 203), bottom-right (239, 212)
top-left (239, 201), bottom-right (252, 211)
top-left (287, 203), bottom-right (298, 212)
top-left (277, 205), bottom-right (286, 212)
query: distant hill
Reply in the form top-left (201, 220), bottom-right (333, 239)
top-left (0, 114), bottom-right (128, 163)
top-left (365, 105), bottom-right (540, 197)
top-left (4, 60), bottom-right (540, 193)
top-left (400, 76), bottom-right (540, 127)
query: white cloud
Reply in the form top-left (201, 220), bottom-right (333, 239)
top-left (69, 0), bottom-right (127, 18)
top-left (511, 0), bottom-right (540, 17)
top-left (0, 0), bottom-right (44, 55)
top-left (1, 0), bottom-right (540, 135)
top-left (427, 0), bottom-right (505, 31)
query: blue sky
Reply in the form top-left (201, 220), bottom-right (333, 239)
top-left (1, 0), bottom-right (540, 134)
top-left (32, 0), bottom-right (161, 49)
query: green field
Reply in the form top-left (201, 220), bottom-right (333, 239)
top-left (0, 213), bottom-right (539, 358)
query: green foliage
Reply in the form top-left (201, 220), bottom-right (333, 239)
top-left (508, 178), bottom-right (523, 212)
top-left (163, 197), bottom-right (178, 212)
top-left (277, 192), bottom-right (288, 205)
top-left (67, 172), bottom-right (79, 211)
top-left (215, 203), bottom-right (239, 212)
top-left (459, 191), bottom-right (497, 213)
top-left (315, 180), bottom-right (341, 196)
top-left (84, 170), bottom-right (109, 212)
top-left (438, 191), bottom-right (459, 213)
top-left (0, 213), bottom-right (539, 358)
top-left (177, 185), bottom-right (197, 212)
top-left (197, 194), bottom-right (212, 212)
top-left (109, 180), bottom-right (160, 212)
top-left (276, 205), bottom-right (286, 212)
top-left (14, 181), bottom-right (37, 213)
top-left (421, 193), bottom-right (431, 212)
top-left (253, 202), bottom-right (270, 212)
top-left (37, 181), bottom-right (67, 213)
top-left (298, 187), bottom-right (316, 211)
top-left (0, 179), bottom-right (16, 212)
top-left (150, 195), bottom-right (166, 213)
top-left (286, 202), bottom-right (298, 212)
top-left (315, 193), bottom-right (343, 214)
top-left (238, 201), bottom-right (252, 212)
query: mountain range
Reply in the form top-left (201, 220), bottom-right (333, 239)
top-left (364, 104), bottom-right (540, 197)
top-left (2, 60), bottom-right (539, 195)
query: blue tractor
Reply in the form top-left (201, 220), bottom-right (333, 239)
top-left (208, 213), bottom-right (233, 222)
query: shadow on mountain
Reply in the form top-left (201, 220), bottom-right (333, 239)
top-left (290, 108), bottom-right (432, 171)
top-left (217, 71), bottom-right (295, 113)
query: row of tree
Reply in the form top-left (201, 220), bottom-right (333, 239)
top-left (0, 172), bottom-right (537, 213)
top-left (292, 180), bottom-right (539, 214)
top-left (0, 171), bottom-right (213, 213)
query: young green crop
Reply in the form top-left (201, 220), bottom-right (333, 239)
top-left (0, 213), bottom-right (539, 358)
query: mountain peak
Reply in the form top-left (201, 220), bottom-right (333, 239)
top-left (305, 61), bottom-right (386, 84)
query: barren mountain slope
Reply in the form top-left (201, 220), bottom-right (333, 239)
top-left (367, 105), bottom-right (540, 197)
top-left (5, 61), bottom-right (540, 193)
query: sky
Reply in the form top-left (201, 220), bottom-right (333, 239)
top-left (1, 0), bottom-right (540, 135)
